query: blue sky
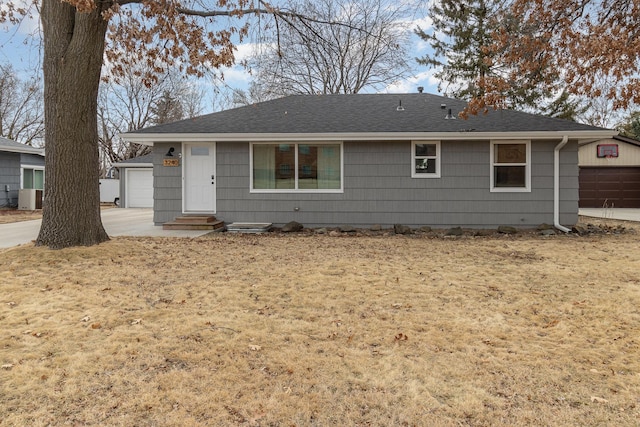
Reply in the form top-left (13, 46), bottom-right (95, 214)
top-left (0, 4), bottom-right (439, 113)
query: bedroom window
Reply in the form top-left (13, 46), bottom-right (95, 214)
top-left (251, 143), bottom-right (342, 192)
top-left (412, 141), bottom-right (441, 178)
top-left (490, 140), bottom-right (531, 192)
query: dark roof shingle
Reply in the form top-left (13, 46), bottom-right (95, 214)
top-left (131, 93), bottom-right (608, 135)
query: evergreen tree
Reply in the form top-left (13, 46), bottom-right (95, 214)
top-left (617, 112), bottom-right (640, 140)
top-left (539, 90), bottom-right (588, 122)
top-left (416, 0), bottom-right (499, 101)
top-left (417, 1), bottom-right (586, 120)
top-left (151, 91), bottom-right (184, 126)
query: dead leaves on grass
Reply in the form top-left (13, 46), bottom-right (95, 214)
top-left (394, 332), bottom-right (408, 342)
top-left (543, 319), bottom-right (560, 329)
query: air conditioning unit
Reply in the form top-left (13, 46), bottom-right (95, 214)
top-left (18, 189), bottom-right (43, 210)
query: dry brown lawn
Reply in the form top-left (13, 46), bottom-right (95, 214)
top-left (1, 220), bottom-right (640, 426)
top-left (0, 209), bottom-right (42, 224)
top-left (0, 205), bottom-right (115, 225)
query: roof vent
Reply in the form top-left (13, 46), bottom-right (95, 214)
top-left (445, 108), bottom-right (456, 120)
top-left (397, 100), bottom-right (405, 111)
top-left (440, 104), bottom-right (447, 109)
top-left (417, 86), bottom-right (424, 93)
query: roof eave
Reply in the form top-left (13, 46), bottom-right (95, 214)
top-left (112, 162), bottom-right (153, 168)
top-left (120, 130), bottom-right (617, 146)
top-left (1, 146), bottom-right (45, 155)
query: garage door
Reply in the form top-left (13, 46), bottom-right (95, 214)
top-left (579, 167), bottom-right (640, 208)
top-left (126, 168), bottom-right (153, 208)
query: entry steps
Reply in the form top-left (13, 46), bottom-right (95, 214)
top-left (163, 215), bottom-right (225, 231)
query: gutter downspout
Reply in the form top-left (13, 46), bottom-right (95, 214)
top-left (554, 135), bottom-right (571, 232)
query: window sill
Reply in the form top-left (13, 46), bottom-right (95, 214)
top-left (490, 187), bottom-right (531, 193)
top-left (411, 174), bottom-right (441, 179)
top-left (250, 189), bottom-right (344, 194)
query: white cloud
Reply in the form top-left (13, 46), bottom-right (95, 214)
top-left (220, 65), bottom-right (252, 85)
top-left (408, 16), bottom-right (433, 32)
top-left (218, 42), bottom-right (271, 86)
top-left (232, 42), bottom-right (269, 62)
top-left (382, 70), bottom-right (440, 94)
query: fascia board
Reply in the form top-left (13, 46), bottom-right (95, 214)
top-left (120, 130), bottom-right (618, 145)
top-left (1, 146), bottom-right (45, 155)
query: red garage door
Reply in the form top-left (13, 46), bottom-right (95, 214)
top-left (579, 167), bottom-right (640, 208)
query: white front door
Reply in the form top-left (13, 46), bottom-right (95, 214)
top-left (184, 143), bottom-right (216, 213)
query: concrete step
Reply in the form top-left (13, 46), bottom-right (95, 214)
top-left (163, 220), bottom-right (225, 231)
top-left (173, 215), bottom-right (218, 224)
top-left (226, 222), bottom-right (273, 233)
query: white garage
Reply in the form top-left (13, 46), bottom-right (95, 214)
top-left (113, 154), bottom-right (154, 208)
top-left (126, 168), bottom-right (154, 207)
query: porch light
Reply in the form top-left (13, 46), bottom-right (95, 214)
top-left (166, 147), bottom-right (175, 156)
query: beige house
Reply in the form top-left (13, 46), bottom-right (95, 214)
top-left (579, 135), bottom-right (640, 208)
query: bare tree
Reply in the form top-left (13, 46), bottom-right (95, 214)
top-left (0, 0), bottom-right (384, 248)
top-left (246, 0), bottom-right (413, 99)
top-left (0, 63), bottom-right (44, 146)
top-left (574, 74), bottom-right (626, 129)
top-left (97, 63), bottom-right (204, 176)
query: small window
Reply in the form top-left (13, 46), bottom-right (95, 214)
top-left (191, 147), bottom-right (209, 156)
top-left (412, 141), bottom-right (441, 178)
top-left (22, 167), bottom-right (44, 190)
top-left (490, 141), bottom-right (530, 192)
top-left (597, 144), bottom-right (618, 158)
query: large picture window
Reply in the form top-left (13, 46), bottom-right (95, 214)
top-left (490, 140), bottom-right (530, 192)
top-left (251, 143), bottom-right (342, 192)
top-left (411, 141), bottom-right (441, 178)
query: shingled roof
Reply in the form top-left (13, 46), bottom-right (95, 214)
top-left (112, 153), bottom-right (153, 167)
top-left (0, 136), bottom-right (44, 155)
top-left (124, 93), bottom-right (611, 141)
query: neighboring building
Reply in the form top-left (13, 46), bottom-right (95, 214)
top-left (579, 135), bottom-right (640, 208)
top-left (121, 93), bottom-right (615, 230)
top-left (0, 137), bottom-right (45, 209)
top-left (112, 154), bottom-right (154, 208)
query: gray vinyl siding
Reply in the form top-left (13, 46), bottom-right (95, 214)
top-left (20, 153), bottom-right (45, 168)
top-left (152, 139), bottom-right (579, 228)
top-left (0, 152), bottom-right (45, 208)
top-left (153, 143), bottom-right (183, 224)
top-left (0, 152), bottom-right (20, 207)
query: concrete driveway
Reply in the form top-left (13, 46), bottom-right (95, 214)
top-left (0, 208), bottom-right (213, 249)
top-left (579, 208), bottom-right (640, 222)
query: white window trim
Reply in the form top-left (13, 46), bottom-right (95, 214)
top-left (490, 140), bottom-right (531, 192)
top-left (20, 165), bottom-right (45, 190)
top-left (411, 140), bottom-right (441, 178)
top-left (250, 142), bottom-right (344, 193)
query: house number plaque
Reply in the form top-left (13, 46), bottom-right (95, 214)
top-left (163, 159), bottom-right (180, 167)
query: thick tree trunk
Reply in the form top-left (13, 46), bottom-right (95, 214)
top-left (37, 0), bottom-right (110, 248)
